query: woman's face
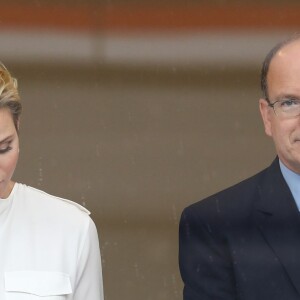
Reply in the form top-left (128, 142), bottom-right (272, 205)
top-left (0, 108), bottom-right (19, 199)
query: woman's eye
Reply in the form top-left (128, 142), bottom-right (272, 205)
top-left (0, 143), bottom-right (12, 154)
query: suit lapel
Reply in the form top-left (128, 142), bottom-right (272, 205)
top-left (254, 158), bottom-right (300, 295)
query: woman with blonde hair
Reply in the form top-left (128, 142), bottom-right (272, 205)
top-left (0, 64), bottom-right (104, 299)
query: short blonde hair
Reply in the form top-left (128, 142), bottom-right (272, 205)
top-left (0, 63), bottom-right (22, 131)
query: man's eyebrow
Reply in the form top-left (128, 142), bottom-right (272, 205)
top-left (0, 135), bottom-right (14, 144)
top-left (275, 93), bottom-right (300, 100)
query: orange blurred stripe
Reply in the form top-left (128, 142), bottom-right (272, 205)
top-left (0, 4), bottom-right (299, 31)
top-left (0, 5), bottom-right (94, 31)
top-left (103, 4), bottom-right (300, 30)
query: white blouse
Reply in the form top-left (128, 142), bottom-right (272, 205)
top-left (0, 183), bottom-right (104, 300)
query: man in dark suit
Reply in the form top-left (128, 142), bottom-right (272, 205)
top-left (179, 36), bottom-right (300, 299)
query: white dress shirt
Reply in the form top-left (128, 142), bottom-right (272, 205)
top-left (0, 183), bottom-right (104, 300)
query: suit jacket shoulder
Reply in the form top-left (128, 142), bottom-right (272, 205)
top-left (184, 163), bottom-right (269, 224)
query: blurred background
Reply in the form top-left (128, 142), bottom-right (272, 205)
top-left (2, 1), bottom-right (300, 299)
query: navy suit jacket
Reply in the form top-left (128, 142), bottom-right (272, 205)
top-left (179, 158), bottom-right (300, 299)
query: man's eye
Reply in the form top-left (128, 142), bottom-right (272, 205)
top-left (281, 99), bottom-right (300, 107)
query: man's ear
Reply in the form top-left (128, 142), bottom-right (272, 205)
top-left (259, 98), bottom-right (273, 137)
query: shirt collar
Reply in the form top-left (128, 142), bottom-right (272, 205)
top-left (279, 160), bottom-right (300, 211)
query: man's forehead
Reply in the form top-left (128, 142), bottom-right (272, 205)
top-left (273, 39), bottom-right (300, 62)
top-left (266, 39), bottom-right (300, 99)
top-left (268, 40), bottom-right (300, 79)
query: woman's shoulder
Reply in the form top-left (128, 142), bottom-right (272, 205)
top-left (13, 183), bottom-right (92, 225)
top-left (10, 183), bottom-right (99, 253)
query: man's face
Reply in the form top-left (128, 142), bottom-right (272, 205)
top-left (260, 40), bottom-right (300, 174)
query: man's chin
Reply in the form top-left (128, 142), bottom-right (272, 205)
top-left (285, 158), bottom-right (300, 174)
